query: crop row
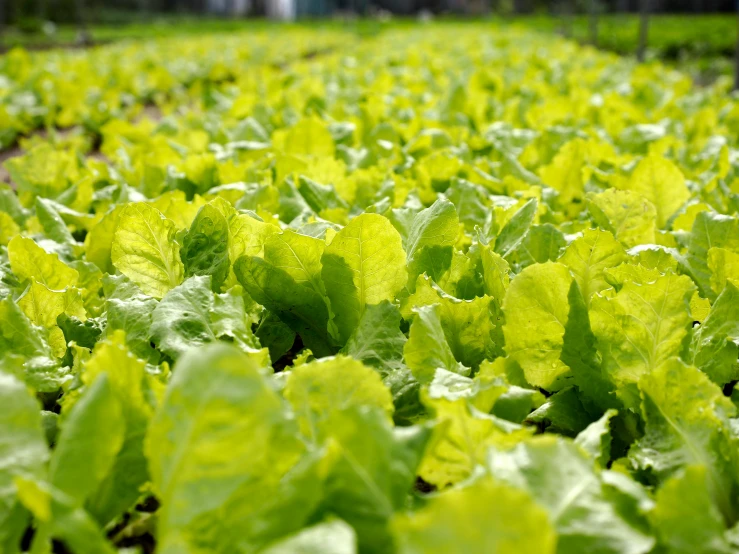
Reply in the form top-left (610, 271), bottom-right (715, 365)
top-left (1, 24), bottom-right (739, 554)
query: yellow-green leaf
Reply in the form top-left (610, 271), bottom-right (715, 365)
top-left (707, 246), bottom-right (739, 296)
top-left (18, 281), bottom-right (86, 327)
top-left (8, 235), bottom-right (79, 289)
top-left (590, 271), bottom-right (696, 409)
top-left (322, 214), bottom-right (407, 343)
top-left (283, 118), bottom-right (335, 158)
top-left (539, 138), bottom-right (586, 206)
top-left (586, 188), bottom-right (656, 248)
top-left (392, 476), bottom-right (555, 554)
top-left (84, 205), bottom-right (124, 273)
top-left (284, 355), bottom-right (393, 441)
top-left (626, 155), bottom-right (689, 228)
top-left (111, 203), bottom-right (184, 299)
top-left (502, 262), bottom-right (574, 391)
top-left (418, 396), bottom-right (531, 487)
top-left (558, 228), bottom-right (626, 307)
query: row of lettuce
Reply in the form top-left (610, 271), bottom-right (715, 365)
top-left (3, 25), bottom-right (739, 554)
top-left (0, 28), bottom-right (349, 149)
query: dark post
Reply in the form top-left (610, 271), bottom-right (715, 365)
top-left (74, 0), bottom-right (92, 45)
top-left (588, 0), bottom-right (599, 46)
top-left (637, 0), bottom-right (650, 62)
top-left (560, 0), bottom-right (573, 38)
top-left (39, 0), bottom-right (49, 21)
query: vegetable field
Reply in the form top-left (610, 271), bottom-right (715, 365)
top-left (520, 13), bottom-right (738, 82)
top-left (2, 22), bottom-right (739, 553)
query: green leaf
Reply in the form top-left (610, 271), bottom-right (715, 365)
top-left (211, 286), bottom-right (261, 350)
top-left (256, 312), bottom-right (296, 362)
top-left (392, 475), bottom-right (556, 554)
top-left (651, 465), bottom-right (732, 554)
top-left (526, 387), bottom-right (595, 436)
top-left (0, 188), bottom-right (27, 227)
top-left (181, 202), bottom-right (230, 292)
top-left (35, 197), bottom-right (75, 246)
top-left (49, 374), bottom-right (125, 506)
top-left (223, 203), bottom-right (280, 276)
top-left (150, 275), bottom-right (219, 359)
top-left (343, 300), bottom-right (406, 373)
top-left (0, 212), bottom-right (20, 247)
top-left (488, 437), bottom-right (656, 554)
top-left (404, 304), bottom-right (468, 384)
top-left (0, 298), bottom-right (67, 391)
top-left (283, 118), bottom-right (335, 158)
top-left (707, 247), bottom-right (739, 296)
top-left (111, 202), bottom-right (184, 299)
top-left (586, 188), bottom-right (657, 248)
top-left (151, 275), bottom-right (260, 360)
top-left (630, 358), bottom-right (739, 524)
top-left (17, 281), bottom-right (85, 328)
top-left (558, 228), bottom-right (626, 308)
top-left (590, 269), bottom-right (695, 410)
top-left (321, 213), bottom-right (407, 343)
top-left (105, 292), bottom-right (159, 363)
top-left (264, 229), bottom-right (327, 297)
top-left (494, 198), bottom-right (537, 258)
top-left (436, 294), bottom-right (496, 367)
top-left (8, 235), bottom-right (79, 289)
top-left (562, 278), bottom-right (616, 410)
top-left (626, 155), bottom-right (690, 229)
top-left (5, 144), bottom-right (75, 198)
top-left (432, 249), bottom-right (481, 299)
top-left (341, 302), bottom-right (421, 423)
top-left (79, 331), bottom-right (153, 525)
top-left (492, 385), bottom-right (546, 424)
top-left (690, 281), bottom-right (739, 385)
top-left (512, 223), bottom-right (567, 268)
top-left (599, 470), bottom-right (655, 534)
top-left (235, 255), bottom-right (336, 357)
top-left (685, 212), bottom-right (739, 300)
top-left (319, 407), bottom-right (431, 553)
top-left (539, 138), bottom-right (586, 206)
top-left (0, 372), bottom-right (48, 552)
top-left (502, 261), bottom-right (574, 391)
top-left (15, 476), bottom-right (116, 554)
top-left (84, 205), bottom-right (124, 273)
top-left (480, 243), bottom-right (510, 302)
top-left (38, 197), bottom-right (95, 233)
top-left (402, 276), bottom-right (497, 367)
top-left (284, 355), bottom-right (394, 441)
top-left (575, 409), bottom-right (617, 468)
top-left (418, 395), bottom-right (531, 487)
top-left (146, 344), bottom-right (313, 553)
top-left (58, 324), bottom-right (97, 358)
top-left (444, 178), bottom-right (489, 230)
top-left (297, 175), bottom-right (349, 213)
top-left (406, 245), bottom-right (453, 288)
top-left (403, 198), bottom-right (459, 263)
top-left (277, 178), bottom-right (313, 224)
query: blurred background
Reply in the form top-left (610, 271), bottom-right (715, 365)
top-left (0, 0), bottom-right (737, 85)
top-left (3, 0), bottom-right (737, 20)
